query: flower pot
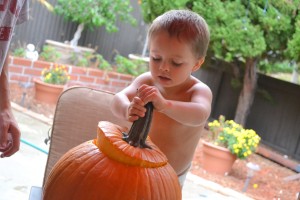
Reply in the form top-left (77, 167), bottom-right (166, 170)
top-left (34, 79), bottom-right (64, 105)
top-left (201, 140), bottom-right (237, 175)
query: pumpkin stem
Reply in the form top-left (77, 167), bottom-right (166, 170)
top-left (123, 102), bottom-right (153, 149)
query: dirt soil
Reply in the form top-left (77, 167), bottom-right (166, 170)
top-left (9, 83), bottom-right (300, 200)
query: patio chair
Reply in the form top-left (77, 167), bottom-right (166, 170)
top-left (29, 86), bottom-right (130, 200)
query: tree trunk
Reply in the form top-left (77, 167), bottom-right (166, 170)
top-left (70, 23), bottom-right (85, 47)
top-left (234, 58), bottom-right (258, 126)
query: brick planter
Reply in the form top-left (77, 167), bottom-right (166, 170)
top-left (8, 56), bottom-right (135, 93)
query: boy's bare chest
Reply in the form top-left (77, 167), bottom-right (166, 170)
top-left (149, 111), bottom-right (201, 142)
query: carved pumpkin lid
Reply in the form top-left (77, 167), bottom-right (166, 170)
top-left (96, 121), bottom-right (168, 168)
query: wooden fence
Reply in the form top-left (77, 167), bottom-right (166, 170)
top-left (194, 68), bottom-right (300, 161)
top-left (11, 0), bottom-right (147, 63)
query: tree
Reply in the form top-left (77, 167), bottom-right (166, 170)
top-left (54, 0), bottom-right (137, 47)
top-left (140, 0), bottom-right (300, 126)
top-left (286, 15), bottom-right (300, 84)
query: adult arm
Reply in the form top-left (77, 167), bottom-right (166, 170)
top-left (0, 55), bottom-right (21, 158)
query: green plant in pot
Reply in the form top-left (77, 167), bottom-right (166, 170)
top-left (114, 55), bottom-right (148, 76)
top-left (202, 115), bottom-right (261, 175)
top-left (39, 45), bottom-right (62, 62)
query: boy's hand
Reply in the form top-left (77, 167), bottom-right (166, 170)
top-left (127, 96), bottom-right (146, 122)
top-left (137, 84), bottom-right (167, 112)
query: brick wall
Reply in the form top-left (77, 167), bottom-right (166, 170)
top-left (8, 56), bottom-right (135, 93)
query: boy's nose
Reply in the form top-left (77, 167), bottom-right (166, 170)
top-left (159, 62), bottom-right (170, 72)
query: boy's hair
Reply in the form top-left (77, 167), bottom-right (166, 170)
top-left (148, 10), bottom-right (210, 59)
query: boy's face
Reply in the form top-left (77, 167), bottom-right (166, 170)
top-left (149, 31), bottom-right (204, 88)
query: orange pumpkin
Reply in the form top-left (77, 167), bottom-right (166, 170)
top-left (43, 103), bottom-right (181, 200)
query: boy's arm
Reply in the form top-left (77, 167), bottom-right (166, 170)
top-left (111, 73), bottom-right (150, 122)
top-left (160, 84), bottom-right (212, 127)
top-left (139, 82), bottom-right (212, 127)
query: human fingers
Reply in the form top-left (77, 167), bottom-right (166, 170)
top-left (0, 133), bottom-right (12, 158)
top-left (127, 97), bottom-right (146, 120)
top-left (0, 121), bottom-right (9, 149)
top-left (128, 115), bottom-right (139, 122)
top-left (1, 124), bottom-right (20, 158)
top-left (139, 86), bottom-right (162, 105)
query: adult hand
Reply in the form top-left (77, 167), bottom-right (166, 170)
top-left (0, 108), bottom-right (21, 158)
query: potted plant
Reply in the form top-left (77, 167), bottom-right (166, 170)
top-left (202, 115), bottom-right (261, 175)
top-left (34, 64), bottom-right (70, 105)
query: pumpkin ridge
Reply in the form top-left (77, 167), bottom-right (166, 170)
top-left (45, 143), bottom-right (91, 188)
top-left (44, 142), bottom-right (100, 199)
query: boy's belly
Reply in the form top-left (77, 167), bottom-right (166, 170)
top-left (149, 120), bottom-right (203, 175)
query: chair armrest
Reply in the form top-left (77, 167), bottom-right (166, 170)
top-left (29, 186), bottom-right (42, 200)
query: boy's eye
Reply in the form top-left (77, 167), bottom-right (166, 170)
top-left (172, 61), bottom-right (182, 66)
top-left (151, 57), bottom-right (161, 62)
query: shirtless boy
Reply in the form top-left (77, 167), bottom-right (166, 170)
top-left (111, 9), bottom-right (212, 187)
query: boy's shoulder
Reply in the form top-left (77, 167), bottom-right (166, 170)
top-left (190, 77), bottom-right (212, 97)
top-left (134, 72), bottom-right (153, 84)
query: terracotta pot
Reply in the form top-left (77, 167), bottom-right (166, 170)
top-left (201, 140), bottom-right (237, 175)
top-left (34, 79), bottom-right (64, 105)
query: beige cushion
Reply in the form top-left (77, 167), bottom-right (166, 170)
top-left (43, 87), bottom-right (130, 185)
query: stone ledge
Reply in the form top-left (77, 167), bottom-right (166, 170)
top-left (11, 102), bottom-right (53, 126)
top-left (186, 173), bottom-right (254, 200)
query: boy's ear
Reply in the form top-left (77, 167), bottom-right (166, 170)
top-left (192, 57), bottom-right (205, 72)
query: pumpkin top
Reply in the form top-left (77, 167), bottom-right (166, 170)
top-left (96, 121), bottom-right (168, 168)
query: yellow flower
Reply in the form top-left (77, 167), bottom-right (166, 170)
top-left (42, 64), bottom-right (69, 85)
top-left (208, 115), bottom-right (261, 159)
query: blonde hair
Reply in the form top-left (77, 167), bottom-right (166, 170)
top-left (148, 10), bottom-right (210, 59)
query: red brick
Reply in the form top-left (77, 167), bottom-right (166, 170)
top-left (107, 72), bottom-right (120, 79)
top-left (24, 68), bottom-right (43, 76)
top-left (88, 68), bottom-right (104, 77)
top-left (69, 75), bottom-right (79, 81)
top-left (95, 78), bottom-right (109, 85)
top-left (13, 57), bottom-right (32, 67)
top-left (8, 65), bottom-right (23, 73)
top-left (71, 66), bottom-right (87, 75)
top-left (7, 55), bottom-right (13, 64)
top-left (111, 81), bottom-right (127, 87)
top-left (33, 60), bottom-right (52, 69)
top-left (79, 75), bottom-right (95, 83)
top-left (10, 74), bottom-right (30, 82)
top-left (119, 74), bottom-right (135, 81)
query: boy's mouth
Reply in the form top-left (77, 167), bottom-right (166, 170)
top-left (158, 75), bottom-right (171, 81)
